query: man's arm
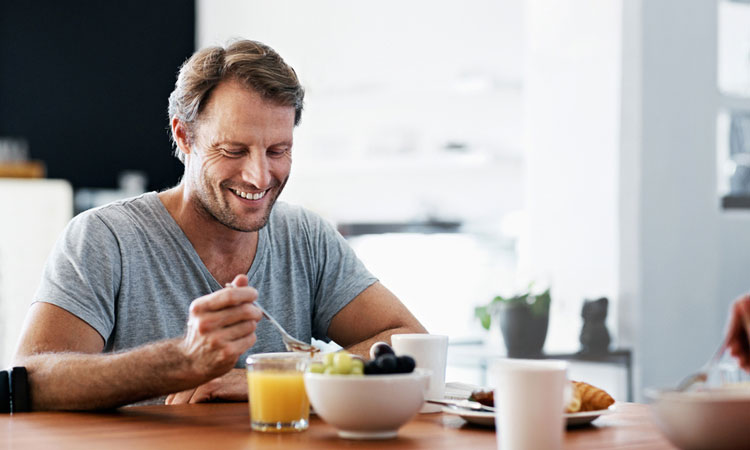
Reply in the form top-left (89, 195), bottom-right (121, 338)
top-left (327, 282), bottom-right (427, 357)
top-left (13, 276), bottom-right (261, 411)
top-left (726, 294), bottom-right (750, 371)
top-left (164, 281), bottom-right (426, 404)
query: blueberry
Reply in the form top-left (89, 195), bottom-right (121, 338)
top-left (377, 353), bottom-right (398, 373)
top-left (364, 360), bottom-right (381, 375)
top-left (370, 342), bottom-right (395, 360)
top-left (396, 355), bottom-right (416, 373)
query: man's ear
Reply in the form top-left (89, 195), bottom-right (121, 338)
top-left (172, 117), bottom-right (192, 157)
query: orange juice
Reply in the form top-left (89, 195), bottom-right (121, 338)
top-left (247, 369), bottom-right (309, 432)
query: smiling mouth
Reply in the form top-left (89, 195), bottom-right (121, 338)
top-left (230, 188), bottom-right (268, 200)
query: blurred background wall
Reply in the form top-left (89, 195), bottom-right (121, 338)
top-left (0, 0), bottom-right (193, 192)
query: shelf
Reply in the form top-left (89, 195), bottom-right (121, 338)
top-left (0, 161), bottom-right (46, 178)
top-left (338, 220), bottom-right (462, 237)
top-left (721, 195), bottom-right (750, 209)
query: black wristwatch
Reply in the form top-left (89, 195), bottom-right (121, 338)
top-left (1, 367), bottom-right (30, 413)
top-left (0, 370), bottom-right (9, 413)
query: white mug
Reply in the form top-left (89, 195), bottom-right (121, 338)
top-left (490, 359), bottom-right (568, 450)
top-left (391, 334), bottom-right (448, 413)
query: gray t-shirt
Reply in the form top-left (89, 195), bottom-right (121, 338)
top-left (34, 192), bottom-right (377, 364)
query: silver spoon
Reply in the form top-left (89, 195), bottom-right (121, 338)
top-left (224, 283), bottom-right (318, 354)
top-left (676, 344), bottom-right (725, 391)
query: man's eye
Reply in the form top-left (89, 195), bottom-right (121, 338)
top-left (221, 149), bottom-right (244, 157)
top-left (268, 148), bottom-right (289, 157)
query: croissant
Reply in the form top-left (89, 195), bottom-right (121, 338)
top-left (567, 381), bottom-right (615, 412)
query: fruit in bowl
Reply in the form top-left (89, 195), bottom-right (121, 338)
top-left (303, 343), bottom-right (429, 439)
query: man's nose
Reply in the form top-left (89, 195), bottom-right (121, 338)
top-left (240, 151), bottom-right (272, 189)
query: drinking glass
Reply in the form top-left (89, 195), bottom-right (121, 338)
top-left (246, 352), bottom-right (310, 432)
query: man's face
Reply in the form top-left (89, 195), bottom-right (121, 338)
top-left (184, 80), bottom-right (295, 232)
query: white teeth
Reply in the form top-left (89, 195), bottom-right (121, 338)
top-left (232, 188), bottom-right (266, 200)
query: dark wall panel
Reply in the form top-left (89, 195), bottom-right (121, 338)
top-left (0, 0), bottom-right (195, 190)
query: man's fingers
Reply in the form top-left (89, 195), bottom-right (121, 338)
top-left (187, 386), bottom-right (212, 404)
top-left (191, 287), bottom-right (258, 314)
top-left (193, 303), bottom-right (262, 333)
top-left (201, 319), bottom-right (257, 345)
top-left (166, 389), bottom-right (196, 405)
top-left (231, 274), bottom-right (249, 288)
top-left (227, 333), bottom-right (257, 357)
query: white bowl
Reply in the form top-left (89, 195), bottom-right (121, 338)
top-left (304, 368), bottom-right (430, 439)
top-left (647, 387), bottom-right (750, 450)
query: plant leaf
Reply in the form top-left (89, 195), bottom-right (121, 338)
top-left (530, 288), bottom-right (551, 316)
top-left (474, 306), bottom-right (491, 330)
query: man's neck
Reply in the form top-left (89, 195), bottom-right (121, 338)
top-left (158, 186), bottom-right (259, 286)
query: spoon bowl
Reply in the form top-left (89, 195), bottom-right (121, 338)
top-left (676, 345), bottom-right (725, 392)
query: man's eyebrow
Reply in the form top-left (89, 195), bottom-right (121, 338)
top-left (209, 140), bottom-right (247, 148)
top-left (208, 139), bottom-right (293, 148)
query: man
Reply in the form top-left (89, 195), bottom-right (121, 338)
top-left (13, 40), bottom-right (426, 411)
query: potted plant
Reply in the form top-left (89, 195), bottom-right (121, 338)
top-left (474, 287), bottom-right (551, 357)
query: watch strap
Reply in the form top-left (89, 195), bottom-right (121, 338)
top-left (9, 366), bottom-right (30, 413)
top-left (0, 370), bottom-right (9, 413)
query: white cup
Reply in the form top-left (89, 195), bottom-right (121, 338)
top-left (391, 334), bottom-right (448, 413)
top-left (490, 359), bottom-right (568, 450)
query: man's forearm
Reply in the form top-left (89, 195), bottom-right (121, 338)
top-left (15, 338), bottom-right (206, 411)
top-left (344, 325), bottom-right (426, 358)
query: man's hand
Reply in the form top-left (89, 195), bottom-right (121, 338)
top-left (165, 369), bottom-right (248, 404)
top-left (181, 274), bottom-right (262, 380)
top-left (726, 294), bottom-right (750, 371)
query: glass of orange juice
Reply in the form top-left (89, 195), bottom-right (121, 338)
top-left (246, 352), bottom-right (310, 432)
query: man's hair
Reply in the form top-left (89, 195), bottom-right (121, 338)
top-left (167, 39), bottom-right (305, 163)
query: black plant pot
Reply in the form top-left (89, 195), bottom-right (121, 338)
top-left (498, 302), bottom-right (549, 358)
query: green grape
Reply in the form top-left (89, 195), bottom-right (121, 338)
top-left (351, 365), bottom-right (364, 375)
top-left (309, 362), bottom-right (325, 374)
top-left (324, 352), bottom-right (336, 367)
top-left (333, 351), bottom-right (353, 374)
top-left (324, 365), bottom-right (339, 375)
top-left (351, 358), bottom-right (364, 372)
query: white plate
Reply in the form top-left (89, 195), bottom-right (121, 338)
top-left (442, 405), bottom-right (616, 428)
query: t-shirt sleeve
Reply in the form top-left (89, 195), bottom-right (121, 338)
top-left (32, 210), bottom-right (122, 343)
top-left (308, 213), bottom-right (378, 341)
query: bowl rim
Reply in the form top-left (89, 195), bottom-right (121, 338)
top-left (645, 386), bottom-right (750, 402)
top-left (304, 367), bottom-right (432, 381)
top-left (245, 352), bottom-right (311, 366)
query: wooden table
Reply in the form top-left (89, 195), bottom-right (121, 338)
top-left (1, 402), bottom-right (675, 449)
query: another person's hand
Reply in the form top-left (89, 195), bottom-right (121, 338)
top-left (725, 294), bottom-right (750, 371)
top-left (180, 274), bottom-right (262, 380)
top-left (165, 369), bottom-right (248, 404)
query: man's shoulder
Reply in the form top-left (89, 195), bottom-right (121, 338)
top-left (71, 192), bottom-right (161, 234)
top-left (270, 201), bottom-right (329, 229)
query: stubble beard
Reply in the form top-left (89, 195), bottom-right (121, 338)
top-left (195, 176), bottom-right (288, 233)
